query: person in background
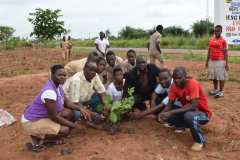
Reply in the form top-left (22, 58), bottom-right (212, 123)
top-left (121, 49), bottom-right (136, 75)
top-left (158, 67), bottom-right (211, 151)
top-left (95, 32), bottom-right (109, 57)
top-left (66, 36), bottom-right (73, 62)
top-left (21, 64), bottom-right (92, 152)
top-left (206, 25), bottom-right (229, 98)
top-left (147, 25), bottom-right (164, 68)
top-left (105, 50), bottom-right (123, 85)
top-left (107, 66), bottom-right (125, 102)
top-left (60, 36), bottom-right (68, 62)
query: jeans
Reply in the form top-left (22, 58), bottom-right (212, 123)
top-left (168, 111), bottom-right (209, 144)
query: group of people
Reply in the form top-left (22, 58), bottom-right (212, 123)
top-left (21, 24), bottom-right (229, 152)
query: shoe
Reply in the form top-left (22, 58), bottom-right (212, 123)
top-left (208, 90), bottom-right (219, 96)
top-left (175, 127), bottom-right (186, 133)
top-left (191, 142), bottom-right (204, 151)
top-left (214, 91), bottom-right (224, 98)
top-left (163, 123), bottom-right (174, 128)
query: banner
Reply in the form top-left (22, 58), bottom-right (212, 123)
top-left (215, 0), bottom-right (240, 45)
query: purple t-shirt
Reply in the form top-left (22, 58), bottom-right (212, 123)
top-left (24, 80), bottom-right (64, 121)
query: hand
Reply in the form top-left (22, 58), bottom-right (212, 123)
top-left (158, 112), bottom-right (172, 121)
top-left (103, 106), bottom-right (110, 115)
top-left (79, 108), bottom-right (92, 121)
top-left (144, 100), bottom-right (151, 109)
top-left (225, 64), bottom-right (229, 71)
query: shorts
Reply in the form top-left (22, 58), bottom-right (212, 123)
top-left (22, 118), bottom-right (61, 139)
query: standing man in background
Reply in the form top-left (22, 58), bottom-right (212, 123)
top-left (95, 32), bottom-right (110, 57)
top-left (66, 36), bottom-right (73, 62)
top-left (60, 36), bottom-right (68, 62)
top-left (147, 25), bottom-right (164, 68)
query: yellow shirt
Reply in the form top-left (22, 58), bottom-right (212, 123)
top-left (120, 59), bottom-right (135, 74)
top-left (63, 71), bottom-right (106, 103)
top-left (149, 31), bottom-right (161, 54)
top-left (106, 56), bottom-right (123, 84)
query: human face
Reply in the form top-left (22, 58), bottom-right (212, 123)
top-left (114, 70), bottom-right (124, 83)
top-left (159, 71), bottom-right (171, 88)
top-left (100, 32), bottom-right (105, 39)
top-left (136, 59), bottom-right (147, 72)
top-left (127, 52), bottom-right (136, 66)
top-left (106, 55), bottom-right (116, 67)
top-left (173, 72), bottom-right (186, 88)
top-left (52, 68), bottom-right (66, 85)
top-left (97, 60), bottom-right (106, 73)
top-left (214, 27), bottom-right (222, 38)
top-left (84, 65), bottom-right (97, 82)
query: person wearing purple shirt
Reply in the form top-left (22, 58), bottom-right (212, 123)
top-left (21, 64), bottom-right (92, 152)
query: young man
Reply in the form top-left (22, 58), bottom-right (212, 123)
top-left (131, 68), bottom-right (174, 119)
top-left (158, 67), bottom-right (212, 151)
top-left (206, 25), bottom-right (228, 98)
top-left (64, 62), bottom-right (109, 113)
top-left (147, 25), bottom-right (164, 68)
top-left (105, 50), bottom-right (123, 84)
top-left (95, 32), bottom-right (110, 57)
top-left (121, 49), bottom-right (136, 74)
top-left (123, 56), bottom-right (160, 111)
top-left (107, 66), bottom-right (125, 102)
top-left (66, 36), bottom-right (73, 62)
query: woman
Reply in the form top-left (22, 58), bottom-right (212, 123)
top-left (206, 25), bottom-right (229, 98)
top-left (21, 64), bottom-right (92, 152)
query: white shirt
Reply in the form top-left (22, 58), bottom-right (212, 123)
top-left (106, 79), bottom-right (125, 101)
top-left (95, 37), bottom-right (109, 55)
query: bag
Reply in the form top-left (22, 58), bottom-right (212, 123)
top-left (0, 109), bottom-right (16, 127)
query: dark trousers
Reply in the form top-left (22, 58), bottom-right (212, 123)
top-left (168, 111), bottom-right (209, 144)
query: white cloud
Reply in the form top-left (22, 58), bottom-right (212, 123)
top-left (0, 0), bottom-right (214, 38)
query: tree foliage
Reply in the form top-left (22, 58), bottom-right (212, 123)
top-left (191, 20), bottom-right (214, 37)
top-left (163, 26), bottom-right (189, 36)
top-left (0, 26), bottom-right (15, 41)
top-left (118, 26), bottom-right (148, 39)
top-left (28, 8), bottom-right (67, 40)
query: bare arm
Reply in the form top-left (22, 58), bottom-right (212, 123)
top-left (224, 49), bottom-right (229, 70)
top-left (147, 42), bottom-right (150, 51)
top-left (206, 48), bottom-right (210, 68)
top-left (45, 99), bottom-right (75, 128)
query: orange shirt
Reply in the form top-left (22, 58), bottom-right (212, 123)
top-left (168, 79), bottom-right (212, 118)
top-left (208, 36), bottom-right (227, 60)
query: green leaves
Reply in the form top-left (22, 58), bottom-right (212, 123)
top-left (103, 87), bottom-right (134, 124)
top-left (28, 8), bottom-right (68, 40)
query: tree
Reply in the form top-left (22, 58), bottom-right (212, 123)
top-left (118, 26), bottom-right (148, 39)
top-left (191, 20), bottom-right (214, 37)
top-left (28, 8), bottom-right (67, 40)
top-left (163, 26), bottom-right (189, 37)
top-left (0, 26), bottom-right (15, 41)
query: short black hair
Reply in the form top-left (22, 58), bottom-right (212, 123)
top-left (113, 65), bottom-right (123, 76)
top-left (156, 25), bottom-right (163, 31)
top-left (106, 50), bottom-right (115, 57)
top-left (127, 49), bottom-right (136, 56)
top-left (159, 68), bottom-right (171, 77)
top-left (51, 64), bottom-right (64, 75)
top-left (215, 25), bottom-right (222, 30)
top-left (87, 51), bottom-right (99, 62)
top-left (173, 66), bottom-right (187, 78)
top-left (96, 56), bottom-right (106, 64)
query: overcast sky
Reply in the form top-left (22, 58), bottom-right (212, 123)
top-left (0, 0), bottom-right (214, 39)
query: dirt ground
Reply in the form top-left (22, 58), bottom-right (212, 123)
top-left (0, 48), bottom-right (240, 160)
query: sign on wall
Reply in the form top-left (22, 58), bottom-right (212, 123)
top-left (215, 0), bottom-right (240, 45)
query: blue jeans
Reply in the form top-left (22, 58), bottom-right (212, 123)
top-left (168, 111), bottom-right (209, 144)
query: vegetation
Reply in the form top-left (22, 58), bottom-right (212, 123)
top-left (28, 8), bottom-right (68, 40)
top-left (97, 88), bottom-right (134, 124)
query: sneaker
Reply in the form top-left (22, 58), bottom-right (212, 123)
top-left (175, 127), bottom-right (186, 133)
top-left (208, 90), bottom-right (219, 96)
top-left (191, 142), bottom-right (204, 151)
top-left (163, 123), bottom-right (174, 128)
top-left (214, 91), bottom-right (224, 98)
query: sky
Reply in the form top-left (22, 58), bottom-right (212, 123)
top-left (0, 0), bottom-right (214, 39)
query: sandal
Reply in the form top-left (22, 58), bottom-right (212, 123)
top-left (43, 139), bottom-right (65, 146)
top-left (25, 142), bottom-right (44, 152)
